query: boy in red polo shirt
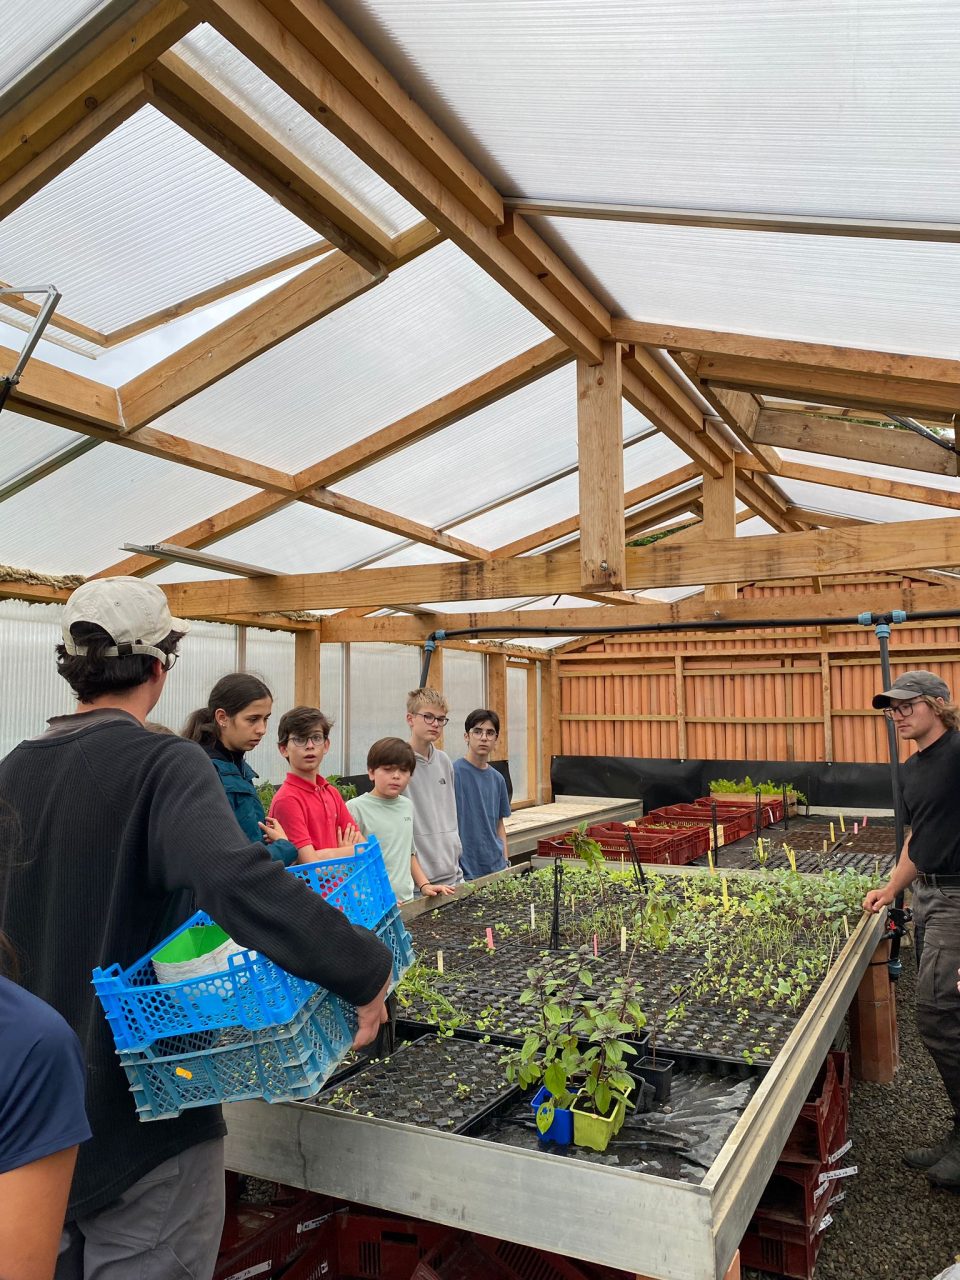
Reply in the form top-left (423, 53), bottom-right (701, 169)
top-left (269, 707), bottom-right (363, 862)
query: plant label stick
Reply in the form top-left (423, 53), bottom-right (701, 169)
top-left (829, 822), bottom-right (836, 843)
top-left (839, 813), bottom-right (846, 833)
top-left (620, 925), bottom-right (627, 952)
top-left (530, 903), bottom-right (535, 930)
top-left (843, 916), bottom-right (849, 940)
top-left (854, 822), bottom-right (859, 835)
top-left (485, 927), bottom-right (495, 950)
top-left (862, 815), bottom-right (868, 827)
top-left (721, 876), bottom-right (730, 912)
top-left (436, 950), bottom-right (444, 975)
top-left (707, 846), bottom-right (715, 874)
top-left (823, 839), bottom-right (828, 854)
top-left (593, 933), bottom-right (599, 958)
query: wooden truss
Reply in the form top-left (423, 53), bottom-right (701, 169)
top-left (3, 0), bottom-right (960, 658)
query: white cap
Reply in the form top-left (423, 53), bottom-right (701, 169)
top-left (62, 577), bottom-right (189, 662)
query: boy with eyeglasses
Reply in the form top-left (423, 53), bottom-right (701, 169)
top-left (404, 688), bottom-right (464, 889)
top-left (863, 670), bottom-right (960, 1188)
top-left (453, 708), bottom-right (512, 880)
top-left (269, 706), bottom-right (363, 862)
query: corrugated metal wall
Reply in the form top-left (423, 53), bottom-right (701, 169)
top-left (557, 579), bottom-right (960, 764)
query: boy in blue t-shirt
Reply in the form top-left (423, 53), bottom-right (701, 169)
top-left (452, 709), bottom-right (512, 880)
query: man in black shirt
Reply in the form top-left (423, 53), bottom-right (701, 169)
top-left (864, 669), bottom-right (960, 1189)
top-left (0, 578), bottom-right (392, 1277)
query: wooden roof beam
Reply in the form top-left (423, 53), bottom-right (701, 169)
top-left (149, 51), bottom-right (394, 272)
top-left (193, 0), bottom-right (605, 362)
top-left (317, 582), bottom-right (960, 644)
top-left (754, 409), bottom-right (959, 477)
top-left (162, 516), bottom-right (960, 614)
top-left (0, 0), bottom-right (195, 188)
top-left (735, 454), bottom-right (960, 513)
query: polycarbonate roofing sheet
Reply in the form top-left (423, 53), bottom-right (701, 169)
top-left (0, 413), bottom-right (84, 489)
top-left (331, 0), bottom-right (960, 223)
top-left (0, 106), bottom-right (319, 331)
top-left (780, 447), bottom-right (960, 498)
top-left (447, 432), bottom-right (689, 550)
top-left (0, 303), bottom-right (102, 361)
top-left (0, 446), bottom-right (257, 576)
top-left (779, 478), bottom-right (957, 525)
top-left (1, 0), bottom-right (112, 97)
top-left (337, 362), bottom-right (659, 529)
top-left (529, 217), bottom-right (960, 358)
top-left (173, 26), bottom-right (421, 238)
top-left (153, 240), bottom-right (552, 471)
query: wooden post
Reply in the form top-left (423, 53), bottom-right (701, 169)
top-left (674, 653), bottom-right (687, 760)
top-left (702, 459), bottom-right (737, 602)
top-left (426, 643), bottom-right (445, 749)
top-left (577, 341), bottom-right (625, 589)
top-left (821, 651), bottom-right (834, 762)
top-left (849, 937), bottom-right (899, 1083)
top-left (293, 629), bottom-right (321, 706)
top-left (487, 653), bottom-right (508, 761)
top-left (539, 660), bottom-right (554, 804)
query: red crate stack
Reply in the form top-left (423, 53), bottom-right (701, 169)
top-left (215, 1192), bottom-right (339, 1280)
top-left (740, 1051), bottom-right (852, 1279)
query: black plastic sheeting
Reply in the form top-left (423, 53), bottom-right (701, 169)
top-left (551, 755), bottom-right (896, 811)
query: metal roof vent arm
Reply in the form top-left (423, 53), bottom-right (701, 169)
top-left (0, 285), bottom-right (62, 412)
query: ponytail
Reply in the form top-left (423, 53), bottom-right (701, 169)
top-left (182, 673), bottom-right (273, 746)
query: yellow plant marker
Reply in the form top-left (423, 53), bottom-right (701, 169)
top-left (175, 1067), bottom-right (193, 1080)
top-left (839, 814), bottom-right (846, 833)
top-left (721, 876), bottom-right (730, 912)
top-left (843, 916), bottom-right (850, 940)
top-left (829, 822), bottom-right (836, 843)
top-left (437, 950), bottom-right (444, 974)
top-left (785, 845), bottom-right (797, 874)
top-left (707, 846), bottom-right (715, 874)
top-left (823, 839), bottom-right (828, 854)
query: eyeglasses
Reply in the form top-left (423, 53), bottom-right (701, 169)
top-left (163, 652), bottom-right (178, 671)
top-left (416, 712), bottom-right (449, 727)
top-left (469, 728), bottom-right (498, 739)
top-left (882, 699), bottom-right (923, 720)
top-left (289, 733), bottom-right (326, 747)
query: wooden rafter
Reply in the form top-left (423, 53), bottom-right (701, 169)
top-left (149, 51), bottom-right (394, 273)
top-left (754, 410), bottom-right (958, 478)
top-left (0, 286), bottom-right (107, 348)
top-left (103, 240), bottom-right (334, 346)
top-left (161, 517), bottom-right (960, 615)
top-left (735, 455), bottom-right (960, 512)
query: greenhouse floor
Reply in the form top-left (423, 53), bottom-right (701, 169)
top-left (747, 929), bottom-right (960, 1280)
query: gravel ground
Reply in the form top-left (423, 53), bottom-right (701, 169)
top-left (746, 931), bottom-right (960, 1280)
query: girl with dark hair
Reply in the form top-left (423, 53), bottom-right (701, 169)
top-left (183, 673), bottom-right (298, 866)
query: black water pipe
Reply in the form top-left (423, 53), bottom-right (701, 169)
top-left (872, 616), bottom-right (908, 980)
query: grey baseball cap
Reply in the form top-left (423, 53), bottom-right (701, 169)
top-left (62, 577), bottom-right (189, 663)
top-left (872, 670), bottom-right (951, 709)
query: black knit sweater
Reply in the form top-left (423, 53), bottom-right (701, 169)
top-left (0, 710), bottom-right (392, 1218)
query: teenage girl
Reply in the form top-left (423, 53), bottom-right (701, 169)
top-left (183, 673), bottom-right (298, 866)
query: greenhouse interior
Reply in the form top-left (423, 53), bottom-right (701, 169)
top-left (2, 4), bottom-right (960, 1280)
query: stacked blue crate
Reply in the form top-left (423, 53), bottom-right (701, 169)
top-left (92, 837), bottom-right (413, 1120)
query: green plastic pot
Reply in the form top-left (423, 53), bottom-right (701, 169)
top-left (571, 1090), bottom-right (628, 1153)
top-left (154, 923), bottom-right (232, 965)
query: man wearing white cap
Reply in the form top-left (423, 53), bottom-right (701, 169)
top-left (0, 578), bottom-right (392, 1278)
top-left (864, 669), bottom-right (960, 1189)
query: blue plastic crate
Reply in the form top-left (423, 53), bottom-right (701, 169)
top-left (287, 837), bottom-right (394, 933)
top-left (117, 907), bottom-right (413, 1121)
top-left (93, 837), bottom-right (397, 1052)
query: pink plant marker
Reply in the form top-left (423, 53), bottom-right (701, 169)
top-left (862, 815), bottom-right (868, 828)
top-left (854, 822), bottom-right (859, 835)
top-left (485, 927), bottom-right (495, 950)
top-left (593, 933), bottom-right (599, 958)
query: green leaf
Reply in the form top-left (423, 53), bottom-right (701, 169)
top-left (536, 1099), bottom-right (556, 1135)
top-left (544, 1062), bottom-right (568, 1097)
top-left (520, 1033), bottom-right (540, 1062)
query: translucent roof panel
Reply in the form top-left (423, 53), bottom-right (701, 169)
top-left (780, 447), bottom-right (960, 499)
top-left (529, 217), bottom-right (960, 358)
top-left (337, 362), bottom-right (660, 529)
top-left (779, 477), bottom-right (958, 525)
top-left (448, 432), bottom-right (690, 551)
top-left (0, 445), bottom-right (257, 576)
top-left (153, 240), bottom-right (552, 471)
top-left (2, 0), bottom-right (112, 97)
top-left (0, 106), bottom-right (318, 330)
top-left (158, 503), bottom-right (401, 576)
top-left (332, 0), bottom-right (960, 223)
top-left (0, 413), bottom-right (85, 489)
top-left (174, 26), bottom-right (421, 238)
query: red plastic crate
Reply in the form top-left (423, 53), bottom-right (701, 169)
top-left (647, 803), bottom-right (748, 845)
top-left (215, 1194), bottom-right (337, 1280)
top-left (739, 1214), bottom-right (828, 1280)
top-left (587, 823), bottom-right (702, 865)
top-left (780, 1051), bottom-right (848, 1165)
top-left (609, 819), bottom-right (712, 861)
top-left (686, 802), bottom-right (757, 841)
top-left (753, 1158), bottom-right (834, 1229)
top-left (336, 1211), bottom-right (458, 1280)
top-left (275, 1220), bottom-right (340, 1280)
top-left (413, 1233), bottom-right (620, 1280)
top-left (535, 827), bottom-right (694, 866)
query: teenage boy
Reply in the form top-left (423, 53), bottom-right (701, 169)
top-left (270, 706), bottom-right (364, 862)
top-left (0, 579), bottom-right (391, 1276)
top-left (404, 688), bottom-right (464, 888)
top-left (453, 709), bottom-right (512, 880)
top-left (347, 738), bottom-right (457, 903)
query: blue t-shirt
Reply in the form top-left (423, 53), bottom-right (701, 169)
top-left (0, 975), bottom-right (91, 1174)
top-left (453, 757), bottom-right (512, 880)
